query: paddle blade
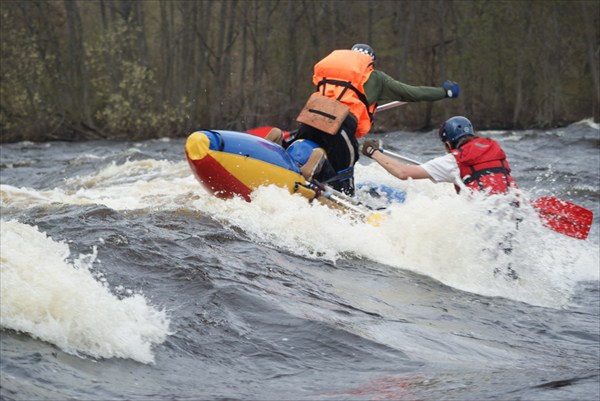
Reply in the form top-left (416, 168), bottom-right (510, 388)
top-left (246, 126), bottom-right (291, 139)
top-left (531, 196), bottom-right (593, 240)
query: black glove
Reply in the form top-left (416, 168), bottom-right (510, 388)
top-left (361, 139), bottom-right (382, 158)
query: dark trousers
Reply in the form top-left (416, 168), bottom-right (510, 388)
top-left (294, 115), bottom-right (359, 195)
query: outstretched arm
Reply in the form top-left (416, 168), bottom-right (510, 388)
top-left (364, 70), bottom-right (460, 104)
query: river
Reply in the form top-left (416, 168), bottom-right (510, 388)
top-left (1, 120), bottom-right (599, 400)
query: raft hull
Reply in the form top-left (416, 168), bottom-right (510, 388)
top-left (185, 130), bottom-right (317, 201)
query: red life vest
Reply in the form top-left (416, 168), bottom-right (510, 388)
top-left (451, 137), bottom-right (518, 194)
top-left (312, 50), bottom-right (377, 138)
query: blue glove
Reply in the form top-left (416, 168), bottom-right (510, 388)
top-left (443, 80), bottom-right (460, 98)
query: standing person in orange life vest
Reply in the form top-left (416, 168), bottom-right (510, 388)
top-left (361, 116), bottom-right (518, 195)
top-left (267, 44), bottom-right (460, 196)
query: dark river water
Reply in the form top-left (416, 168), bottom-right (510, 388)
top-left (1, 120), bottom-right (599, 400)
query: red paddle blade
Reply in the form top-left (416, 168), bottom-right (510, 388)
top-left (531, 196), bottom-right (593, 240)
top-left (246, 126), bottom-right (291, 139)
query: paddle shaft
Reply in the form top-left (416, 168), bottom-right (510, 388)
top-left (325, 188), bottom-right (369, 216)
top-left (376, 101), bottom-right (407, 112)
top-left (380, 149), bottom-right (421, 165)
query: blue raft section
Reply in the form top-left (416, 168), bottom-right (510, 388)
top-left (356, 181), bottom-right (407, 205)
top-left (201, 130), bottom-right (303, 174)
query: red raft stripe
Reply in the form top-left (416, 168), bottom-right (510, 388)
top-left (186, 154), bottom-right (253, 202)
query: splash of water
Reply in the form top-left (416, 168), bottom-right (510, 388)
top-left (0, 220), bottom-right (171, 364)
top-left (1, 158), bottom-right (598, 308)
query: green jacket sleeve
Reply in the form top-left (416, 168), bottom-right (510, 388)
top-left (364, 70), bottom-right (447, 105)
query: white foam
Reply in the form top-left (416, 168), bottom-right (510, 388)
top-left (1, 159), bottom-right (199, 211)
top-left (184, 166), bottom-right (599, 307)
top-left (2, 158), bottom-right (598, 308)
top-left (0, 220), bottom-right (171, 364)
top-left (575, 118), bottom-right (600, 130)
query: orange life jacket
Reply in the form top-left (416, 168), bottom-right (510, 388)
top-left (312, 50), bottom-right (376, 138)
top-left (451, 137), bottom-right (518, 194)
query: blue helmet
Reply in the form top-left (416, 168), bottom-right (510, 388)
top-left (439, 116), bottom-right (474, 144)
top-left (351, 44), bottom-right (376, 61)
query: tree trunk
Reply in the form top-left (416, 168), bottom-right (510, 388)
top-left (581, 1), bottom-right (600, 122)
top-left (134, 2), bottom-right (148, 67)
top-left (64, 0), bottom-right (92, 125)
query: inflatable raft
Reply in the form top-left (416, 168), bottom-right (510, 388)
top-left (184, 129), bottom-right (405, 219)
top-left (185, 130), bottom-right (319, 201)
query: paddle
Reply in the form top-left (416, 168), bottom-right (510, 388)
top-left (379, 149), bottom-right (594, 240)
top-left (531, 197), bottom-right (593, 240)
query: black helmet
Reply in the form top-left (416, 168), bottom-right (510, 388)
top-left (439, 116), bottom-right (474, 145)
top-left (351, 43), bottom-right (376, 61)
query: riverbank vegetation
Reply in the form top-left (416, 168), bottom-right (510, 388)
top-left (1, 0), bottom-right (598, 142)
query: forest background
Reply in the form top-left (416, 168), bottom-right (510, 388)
top-left (1, 0), bottom-right (598, 142)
